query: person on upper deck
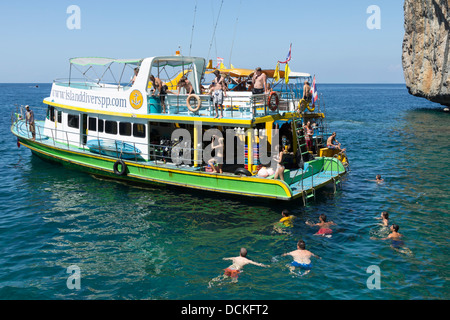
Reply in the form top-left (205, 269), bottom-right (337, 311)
top-left (131, 67), bottom-right (139, 85)
top-left (209, 70), bottom-right (227, 119)
top-left (251, 67), bottom-right (267, 95)
top-left (303, 81), bottom-right (312, 101)
top-left (149, 75), bottom-right (168, 114)
top-left (177, 76), bottom-right (194, 95)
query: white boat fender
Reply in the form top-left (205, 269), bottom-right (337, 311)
top-left (113, 159), bottom-right (127, 176)
top-left (186, 94), bottom-right (202, 112)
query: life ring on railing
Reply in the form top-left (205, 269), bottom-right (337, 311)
top-left (113, 159), bottom-right (127, 176)
top-left (186, 94), bottom-right (201, 112)
top-left (298, 99), bottom-right (315, 112)
top-left (268, 91), bottom-right (279, 111)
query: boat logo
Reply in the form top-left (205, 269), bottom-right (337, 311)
top-left (130, 90), bottom-right (143, 110)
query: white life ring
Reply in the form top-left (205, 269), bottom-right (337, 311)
top-left (186, 94), bottom-right (201, 112)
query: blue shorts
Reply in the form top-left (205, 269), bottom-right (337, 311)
top-left (291, 261), bottom-right (312, 270)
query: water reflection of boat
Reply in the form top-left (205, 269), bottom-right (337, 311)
top-left (87, 139), bottom-right (141, 160)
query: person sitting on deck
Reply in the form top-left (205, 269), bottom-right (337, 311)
top-left (327, 132), bottom-right (346, 152)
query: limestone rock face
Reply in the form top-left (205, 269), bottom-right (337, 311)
top-left (402, 0), bottom-right (450, 106)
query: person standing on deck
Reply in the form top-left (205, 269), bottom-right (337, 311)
top-left (25, 105), bottom-right (35, 141)
top-left (209, 70), bottom-right (227, 119)
top-left (149, 75), bottom-right (168, 114)
top-left (251, 67), bottom-right (267, 94)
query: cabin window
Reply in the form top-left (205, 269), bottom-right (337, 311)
top-left (67, 114), bottom-right (79, 129)
top-left (88, 117), bottom-right (97, 132)
top-left (119, 122), bottom-right (132, 136)
top-left (133, 123), bottom-right (146, 138)
top-left (105, 120), bottom-right (118, 135)
top-left (98, 119), bottom-right (104, 133)
top-left (47, 106), bottom-right (55, 122)
top-left (57, 111), bottom-right (62, 123)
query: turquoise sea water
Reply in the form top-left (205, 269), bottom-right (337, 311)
top-left (0, 83), bottom-right (448, 300)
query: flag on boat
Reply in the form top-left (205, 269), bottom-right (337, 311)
top-left (310, 75), bottom-right (318, 106)
top-left (284, 63), bottom-right (291, 84)
top-left (278, 43), bottom-right (292, 64)
top-left (273, 62), bottom-right (280, 82)
top-left (216, 57), bottom-right (225, 69)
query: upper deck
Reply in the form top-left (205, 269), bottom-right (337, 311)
top-left (43, 55), bottom-right (317, 126)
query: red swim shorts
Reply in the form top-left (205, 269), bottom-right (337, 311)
top-left (317, 228), bottom-right (333, 235)
top-left (224, 268), bottom-right (241, 278)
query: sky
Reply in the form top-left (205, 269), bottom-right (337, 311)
top-left (0, 0), bottom-right (406, 83)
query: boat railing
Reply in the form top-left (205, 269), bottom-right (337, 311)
top-left (13, 118), bottom-right (213, 168)
top-left (161, 93), bottom-right (281, 119)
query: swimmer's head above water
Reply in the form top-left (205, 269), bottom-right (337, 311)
top-left (297, 240), bottom-right (306, 250)
top-left (240, 248), bottom-right (247, 257)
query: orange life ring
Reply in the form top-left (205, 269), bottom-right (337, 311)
top-left (186, 94), bottom-right (201, 112)
top-left (268, 91), bottom-right (279, 111)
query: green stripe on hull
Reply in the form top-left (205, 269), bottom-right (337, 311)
top-left (20, 139), bottom-right (293, 200)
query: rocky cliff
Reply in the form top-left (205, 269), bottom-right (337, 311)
top-left (402, 0), bottom-right (450, 107)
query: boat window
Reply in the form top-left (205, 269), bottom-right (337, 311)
top-left (57, 111), bottom-right (62, 123)
top-left (98, 119), bottom-right (104, 133)
top-left (88, 117), bottom-right (97, 132)
top-left (47, 106), bottom-right (55, 122)
top-left (105, 120), bottom-right (118, 135)
top-left (119, 122), bottom-right (132, 136)
top-left (133, 123), bottom-right (146, 138)
top-left (67, 114), bottom-right (79, 129)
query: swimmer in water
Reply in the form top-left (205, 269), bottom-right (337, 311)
top-left (306, 214), bottom-right (336, 236)
top-left (373, 224), bottom-right (412, 255)
top-left (282, 239), bottom-right (321, 275)
top-left (222, 248), bottom-right (268, 280)
top-left (370, 174), bottom-right (384, 183)
top-left (377, 211), bottom-right (390, 227)
top-left (278, 209), bottom-right (295, 228)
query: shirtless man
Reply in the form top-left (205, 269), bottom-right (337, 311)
top-left (210, 70), bottom-right (227, 119)
top-left (223, 248), bottom-right (268, 279)
top-left (251, 67), bottom-right (267, 94)
top-left (282, 240), bottom-right (320, 274)
top-left (306, 214), bottom-right (336, 236)
top-left (327, 132), bottom-right (346, 152)
top-left (25, 105), bottom-right (36, 141)
top-left (208, 135), bottom-right (224, 173)
top-left (177, 76), bottom-right (194, 95)
top-left (149, 75), bottom-right (168, 113)
top-left (303, 81), bottom-right (312, 101)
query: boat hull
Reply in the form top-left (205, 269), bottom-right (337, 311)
top-left (16, 136), bottom-right (346, 201)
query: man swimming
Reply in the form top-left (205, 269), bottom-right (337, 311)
top-left (282, 240), bottom-right (320, 275)
top-left (223, 248), bottom-right (268, 279)
top-left (306, 214), bottom-right (336, 236)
